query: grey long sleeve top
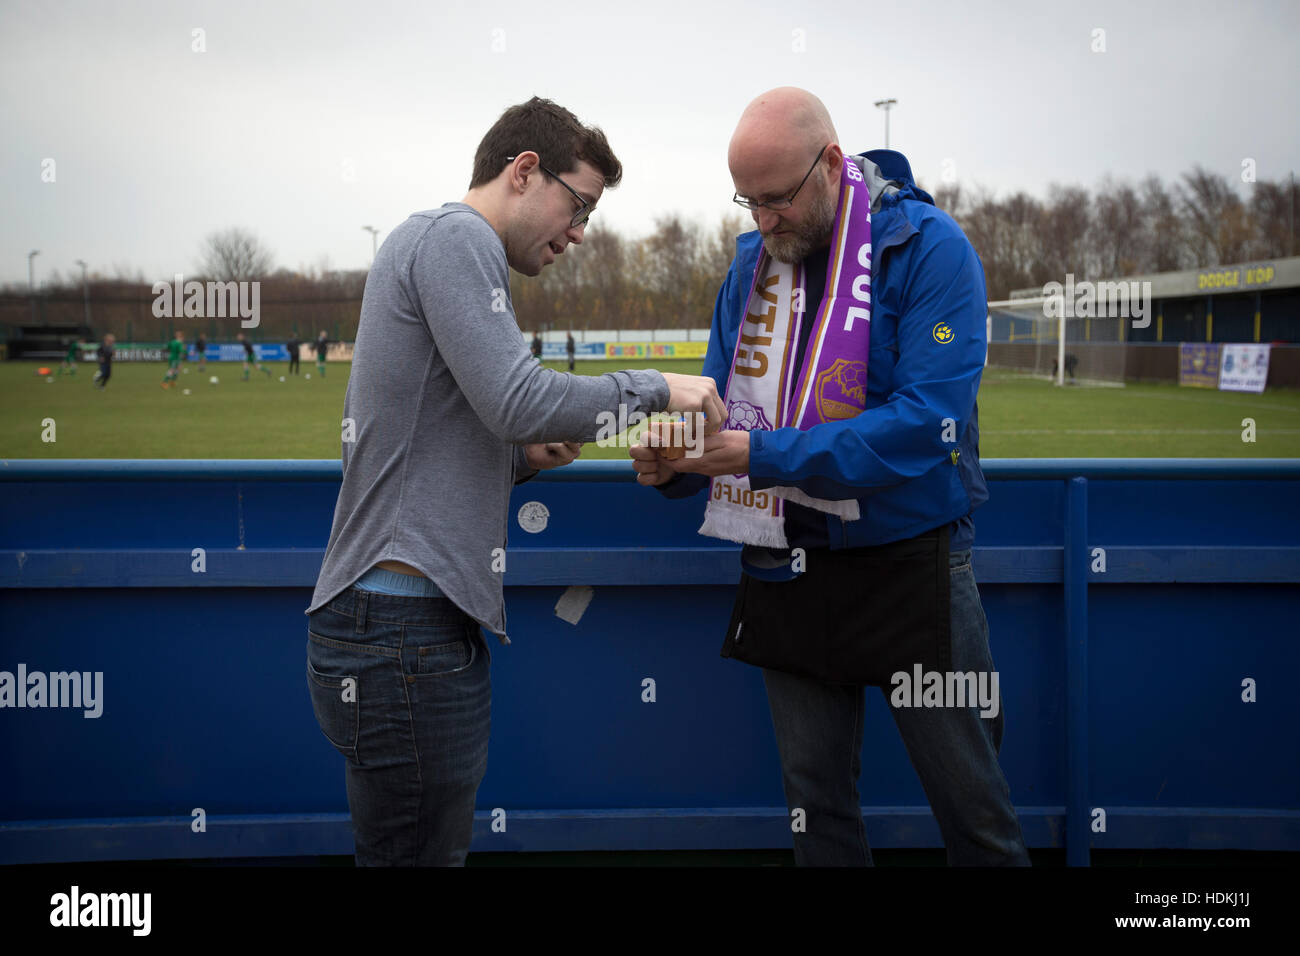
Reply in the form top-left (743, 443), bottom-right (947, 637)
top-left (306, 203), bottom-right (670, 643)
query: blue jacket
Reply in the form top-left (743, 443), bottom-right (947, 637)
top-left (659, 149), bottom-right (988, 559)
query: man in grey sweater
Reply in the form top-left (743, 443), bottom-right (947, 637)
top-left (304, 96), bottom-right (723, 866)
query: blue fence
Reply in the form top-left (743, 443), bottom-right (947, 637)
top-left (1, 458), bottom-right (1297, 865)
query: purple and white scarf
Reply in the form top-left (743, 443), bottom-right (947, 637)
top-left (699, 155), bottom-right (873, 548)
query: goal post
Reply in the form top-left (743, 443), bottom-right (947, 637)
top-left (986, 296), bottom-right (1128, 386)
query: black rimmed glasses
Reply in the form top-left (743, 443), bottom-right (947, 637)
top-left (506, 155), bottom-right (593, 227)
top-left (733, 144), bottom-right (829, 211)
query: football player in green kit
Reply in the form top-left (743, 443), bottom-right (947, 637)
top-left (314, 331), bottom-right (329, 377)
top-left (161, 330), bottom-right (185, 389)
top-left (238, 331), bottom-right (273, 380)
top-left (58, 338), bottom-right (82, 377)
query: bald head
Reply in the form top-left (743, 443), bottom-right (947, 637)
top-left (728, 87), bottom-right (838, 172)
top-left (728, 88), bottom-right (844, 263)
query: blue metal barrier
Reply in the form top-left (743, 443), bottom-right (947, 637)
top-left (1, 458), bottom-right (1297, 865)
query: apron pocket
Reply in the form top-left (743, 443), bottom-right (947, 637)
top-left (721, 526), bottom-right (951, 686)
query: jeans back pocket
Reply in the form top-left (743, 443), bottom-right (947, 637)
top-left (305, 648), bottom-right (359, 762)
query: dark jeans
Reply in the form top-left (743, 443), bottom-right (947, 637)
top-left (306, 587), bottom-right (491, 866)
top-left (761, 548), bottom-right (1031, 866)
top-left (288, 355), bottom-right (299, 373)
top-left (95, 362), bottom-right (111, 386)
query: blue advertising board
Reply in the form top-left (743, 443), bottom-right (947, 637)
top-left (190, 344), bottom-right (292, 362)
top-left (537, 342), bottom-right (604, 360)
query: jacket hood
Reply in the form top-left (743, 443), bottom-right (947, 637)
top-left (854, 148), bottom-right (936, 210)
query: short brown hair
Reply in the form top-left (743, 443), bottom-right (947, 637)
top-left (468, 96), bottom-right (622, 190)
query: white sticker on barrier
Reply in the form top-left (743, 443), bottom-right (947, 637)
top-left (555, 585), bottom-right (594, 625)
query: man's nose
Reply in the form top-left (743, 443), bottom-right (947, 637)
top-left (566, 222), bottom-right (587, 244)
top-left (754, 207), bottom-right (782, 234)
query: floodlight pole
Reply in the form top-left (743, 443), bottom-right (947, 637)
top-left (1056, 295), bottom-right (1067, 387)
top-left (362, 226), bottom-right (379, 263)
top-left (76, 259), bottom-right (90, 327)
top-left (28, 250), bottom-right (40, 324)
top-left (873, 98), bottom-right (897, 148)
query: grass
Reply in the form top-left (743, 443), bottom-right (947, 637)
top-left (2, 358), bottom-right (1297, 460)
top-left (972, 368), bottom-right (1300, 458)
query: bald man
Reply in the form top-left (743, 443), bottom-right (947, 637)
top-left (631, 88), bottom-right (1029, 866)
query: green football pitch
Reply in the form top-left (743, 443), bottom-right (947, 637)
top-left (3, 358), bottom-right (1298, 459)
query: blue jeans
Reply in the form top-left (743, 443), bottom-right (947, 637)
top-left (306, 586), bottom-right (491, 866)
top-left (761, 548), bottom-right (1031, 866)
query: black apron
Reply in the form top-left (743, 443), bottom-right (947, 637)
top-left (720, 524), bottom-right (952, 686)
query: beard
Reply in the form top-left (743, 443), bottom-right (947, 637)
top-left (761, 186), bottom-right (838, 264)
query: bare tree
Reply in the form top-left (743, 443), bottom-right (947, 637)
top-left (1176, 166), bottom-right (1253, 266)
top-left (702, 211), bottom-right (747, 279)
top-left (111, 262), bottom-right (146, 282)
top-left (1036, 184), bottom-right (1092, 281)
top-left (581, 225), bottom-right (630, 327)
top-left (197, 227), bottom-right (275, 280)
top-left (644, 215), bottom-right (700, 327)
top-left (1082, 177), bottom-right (1145, 276)
top-left (668, 212), bottom-right (747, 327)
top-left (961, 187), bottom-right (1045, 299)
top-left (1250, 178), bottom-right (1297, 258)
top-left (1139, 175), bottom-right (1187, 273)
top-left (932, 183), bottom-right (965, 218)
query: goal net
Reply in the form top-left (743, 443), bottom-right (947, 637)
top-left (986, 297), bottom-right (1128, 386)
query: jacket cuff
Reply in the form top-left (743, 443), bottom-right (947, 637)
top-left (746, 430), bottom-right (779, 490)
top-left (655, 471), bottom-right (709, 499)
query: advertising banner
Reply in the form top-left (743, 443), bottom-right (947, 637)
top-left (1178, 343), bottom-right (1220, 388)
top-left (75, 342), bottom-right (308, 362)
top-left (539, 342), bottom-right (605, 360)
top-left (196, 344), bottom-right (291, 362)
top-left (603, 341), bottom-right (707, 360)
top-left (1218, 344), bottom-right (1270, 393)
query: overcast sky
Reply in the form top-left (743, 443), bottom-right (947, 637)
top-left (3, 0), bottom-right (1297, 286)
